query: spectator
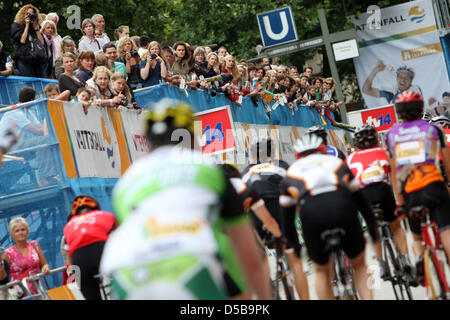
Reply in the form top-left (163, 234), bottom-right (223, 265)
top-left (95, 53), bottom-right (109, 68)
top-left (103, 42), bottom-right (127, 78)
top-left (111, 72), bottom-right (133, 108)
top-left (11, 4), bottom-right (48, 78)
top-left (138, 36), bottom-right (150, 59)
top-left (218, 45), bottom-right (228, 57)
top-left (71, 87), bottom-right (93, 114)
top-left (54, 37), bottom-right (78, 79)
top-left (140, 43), bottom-right (167, 87)
top-left (203, 52), bottom-right (220, 78)
top-left (46, 13), bottom-right (62, 62)
top-left (222, 54), bottom-right (239, 80)
top-left (1, 217), bottom-right (50, 297)
top-left (87, 66), bottom-right (124, 107)
top-left (91, 14), bottom-right (110, 43)
top-left (237, 64), bottom-right (249, 90)
top-left (162, 46), bottom-right (175, 72)
top-left (313, 77), bottom-right (323, 100)
top-left (261, 56), bottom-right (270, 65)
top-left (44, 83), bottom-right (71, 101)
top-left (204, 46), bottom-right (212, 56)
top-left (0, 40), bottom-right (13, 76)
top-left (79, 19), bottom-right (104, 56)
top-left (75, 51), bottom-right (96, 81)
top-left (289, 66), bottom-right (299, 78)
top-left (304, 66), bottom-right (313, 83)
top-left (130, 36), bottom-right (140, 49)
top-left (58, 52), bottom-right (86, 99)
top-left (94, 29), bottom-right (103, 39)
top-left (299, 75), bottom-right (309, 96)
top-left (172, 41), bottom-right (190, 76)
top-left (192, 47), bottom-right (207, 78)
top-left (40, 20), bottom-right (58, 78)
top-left (114, 25), bottom-right (130, 47)
top-left (117, 36), bottom-right (138, 64)
top-left (126, 50), bottom-right (143, 91)
top-left (265, 69), bottom-right (277, 92)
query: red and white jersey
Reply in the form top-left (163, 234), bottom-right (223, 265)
top-left (63, 210), bottom-right (118, 256)
top-left (346, 147), bottom-right (390, 187)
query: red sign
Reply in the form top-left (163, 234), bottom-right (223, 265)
top-left (195, 106), bottom-right (236, 154)
top-left (360, 105), bottom-right (397, 132)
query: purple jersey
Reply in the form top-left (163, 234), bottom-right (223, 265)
top-left (386, 119), bottom-right (443, 172)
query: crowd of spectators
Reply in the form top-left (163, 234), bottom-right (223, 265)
top-left (2, 4), bottom-right (344, 119)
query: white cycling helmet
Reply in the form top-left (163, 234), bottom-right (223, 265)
top-left (293, 134), bottom-right (325, 157)
top-left (430, 115), bottom-right (450, 129)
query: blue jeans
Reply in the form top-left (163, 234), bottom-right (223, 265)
top-left (15, 59), bottom-right (47, 78)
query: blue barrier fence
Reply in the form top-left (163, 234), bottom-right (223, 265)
top-left (0, 76), bottom-right (58, 106)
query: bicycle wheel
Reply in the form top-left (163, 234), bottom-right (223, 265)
top-left (383, 238), bottom-right (403, 300)
top-left (424, 249), bottom-right (448, 300)
top-left (281, 271), bottom-right (295, 300)
top-left (337, 253), bottom-right (354, 300)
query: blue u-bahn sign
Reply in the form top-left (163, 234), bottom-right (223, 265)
top-left (257, 7), bottom-right (298, 48)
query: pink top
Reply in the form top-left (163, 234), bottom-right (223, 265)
top-left (5, 240), bottom-right (41, 294)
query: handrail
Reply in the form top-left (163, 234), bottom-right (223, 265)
top-left (24, 266), bottom-right (67, 282)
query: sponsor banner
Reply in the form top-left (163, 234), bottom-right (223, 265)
top-left (353, 0), bottom-right (450, 115)
top-left (119, 110), bottom-right (149, 161)
top-left (195, 106), bottom-right (236, 155)
top-left (347, 104), bottom-right (398, 132)
top-left (62, 102), bottom-right (123, 178)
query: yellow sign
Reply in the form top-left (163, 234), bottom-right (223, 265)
top-left (401, 43), bottom-right (442, 61)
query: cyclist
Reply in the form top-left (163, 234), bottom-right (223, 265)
top-left (280, 134), bottom-right (377, 300)
top-left (241, 138), bottom-right (310, 300)
top-left (307, 125), bottom-right (346, 160)
top-left (430, 115), bottom-right (450, 185)
top-left (346, 125), bottom-right (415, 285)
top-left (386, 91), bottom-right (450, 280)
top-left (99, 99), bottom-right (272, 300)
top-left (63, 195), bottom-right (118, 300)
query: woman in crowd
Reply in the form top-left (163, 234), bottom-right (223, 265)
top-left (116, 36), bottom-right (138, 64)
top-left (95, 53), bottom-right (109, 68)
top-left (40, 20), bottom-right (58, 78)
top-left (265, 69), bottom-right (277, 93)
top-left (11, 4), bottom-right (47, 77)
top-left (87, 66), bottom-right (124, 107)
top-left (75, 51), bottom-right (96, 82)
top-left (222, 54), bottom-right (239, 80)
top-left (171, 41), bottom-right (190, 76)
top-left (192, 47), bottom-right (207, 78)
top-left (140, 42), bottom-right (167, 88)
top-left (54, 37), bottom-right (78, 79)
top-left (126, 49), bottom-right (143, 91)
top-left (111, 72), bottom-right (133, 108)
top-left (0, 217), bottom-right (50, 296)
top-left (58, 53), bottom-right (86, 99)
top-left (78, 19), bottom-right (104, 56)
top-left (204, 52), bottom-right (220, 78)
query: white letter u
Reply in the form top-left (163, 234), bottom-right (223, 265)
top-left (263, 12), bottom-right (289, 40)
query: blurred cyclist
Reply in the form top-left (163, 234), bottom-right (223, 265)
top-left (100, 99), bottom-right (271, 299)
top-left (307, 125), bottom-right (346, 160)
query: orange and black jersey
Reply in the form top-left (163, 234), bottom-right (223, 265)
top-left (280, 154), bottom-right (359, 206)
top-left (229, 177), bottom-right (264, 212)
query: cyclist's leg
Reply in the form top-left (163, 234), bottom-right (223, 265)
top-left (348, 250), bottom-right (373, 300)
top-left (313, 260), bottom-right (334, 300)
top-left (285, 247), bottom-right (310, 300)
top-left (428, 183), bottom-right (450, 262)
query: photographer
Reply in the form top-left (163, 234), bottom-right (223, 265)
top-left (140, 42), bottom-right (167, 88)
top-left (126, 49), bottom-right (143, 90)
top-left (10, 4), bottom-right (48, 78)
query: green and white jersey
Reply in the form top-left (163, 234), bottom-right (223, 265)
top-left (100, 146), bottom-right (245, 276)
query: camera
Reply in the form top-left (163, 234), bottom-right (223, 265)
top-left (119, 97), bottom-right (128, 106)
top-left (27, 13), bottom-right (37, 22)
top-left (150, 53), bottom-right (157, 60)
top-left (130, 50), bottom-right (139, 58)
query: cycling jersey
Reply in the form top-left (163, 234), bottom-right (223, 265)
top-left (345, 147), bottom-right (390, 187)
top-left (229, 177), bottom-right (264, 212)
top-left (63, 210), bottom-right (117, 256)
top-left (100, 146), bottom-right (245, 299)
top-left (386, 119), bottom-right (446, 193)
top-left (326, 145), bottom-right (346, 160)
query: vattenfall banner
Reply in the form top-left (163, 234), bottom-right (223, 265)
top-left (353, 0), bottom-right (450, 116)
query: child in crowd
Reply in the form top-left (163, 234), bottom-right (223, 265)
top-left (44, 83), bottom-right (71, 101)
top-left (70, 87), bottom-right (93, 114)
top-left (111, 72), bottom-right (133, 109)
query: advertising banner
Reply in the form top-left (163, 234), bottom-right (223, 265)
top-left (353, 0), bottom-right (450, 117)
top-left (347, 104), bottom-right (398, 132)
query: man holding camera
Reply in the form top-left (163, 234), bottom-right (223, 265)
top-left (11, 4), bottom-right (48, 78)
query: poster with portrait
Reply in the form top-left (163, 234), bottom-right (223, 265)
top-left (353, 0), bottom-right (450, 117)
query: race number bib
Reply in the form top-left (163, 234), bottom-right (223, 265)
top-left (361, 166), bottom-right (384, 185)
top-left (395, 141), bottom-right (425, 165)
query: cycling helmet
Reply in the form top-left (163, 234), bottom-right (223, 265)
top-left (421, 111), bottom-right (433, 122)
top-left (396, 65), bottom-right (415, 80)
top-left (394, 91), bottom-right (424, 121)
top-left (145, 98), bottom-right (196, 148)
top-left (306, 125), bottom-right (328, 144)
top-left (293, 134), bottom-right (326, 158)
top-left (221, 161), bottom-right (240, 178)
top-left (71, 195), bottom-right (100, 216)
top-left (430, 115), bottom-right (450, 129)
top-left (353, 124), bottom-right (378, 149)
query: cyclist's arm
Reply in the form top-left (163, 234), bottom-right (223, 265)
top-left (279, 179), bottom-right (302, 249)
top-left (221, 179), bottom-right (272, 300)
top-left (252, 201), bottom-right (282, 238)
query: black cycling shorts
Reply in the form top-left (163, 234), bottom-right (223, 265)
top-left (251, 197), bottom-right (301, 258)
top-left (404, 181), bottom-right (450, 235)
top-left (299, 188), bottom-right (366, 265)
top-left (361, 182), bottom-right (397, 223)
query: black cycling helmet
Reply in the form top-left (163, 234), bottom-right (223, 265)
top-left (145, 98), bottom-right (196, 149)
top-left (353, 124), bottom-right (378, 149)
top-left (306, 125), bottom-right (328, 145)
top-left (394, 91), bottom-right (424, 121)
top-left (221, 161), bottom-right (240, 179)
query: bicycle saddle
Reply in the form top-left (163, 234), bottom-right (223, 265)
top-left (321, 228), bottom-right (346, 253)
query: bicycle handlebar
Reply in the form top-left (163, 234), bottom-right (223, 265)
top-left (24, 266), bottom-right (68, 282)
